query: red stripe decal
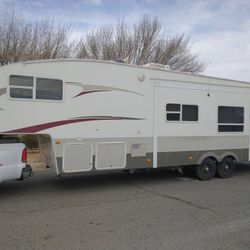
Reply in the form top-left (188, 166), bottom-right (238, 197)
top-left (3, 116), bottom-right (142, 133)
top-left (73, 90), bottom-right (111, 98)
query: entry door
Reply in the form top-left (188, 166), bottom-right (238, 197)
top-left (153, 80), bottom-right (209, 169)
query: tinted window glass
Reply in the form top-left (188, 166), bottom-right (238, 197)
top-left (218, 125), bottom-right (244, 132)
top-left (182, 105), bottom-right (198, 121)
top-left (218, 106), bottom-right (244, 124)
top-left (10, 75), bottom-right (33, 87)
top-left (167, 113), bottom-right (180, 121)
top-left (166, 103), bottom-right (180, 111)
top-left (0, 136), bottom-right (19, 143)
top-left (10, 88), bottom-right (33, 99)
top-left (36, 78), bottom-right (63, 100)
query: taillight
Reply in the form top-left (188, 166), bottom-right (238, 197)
top-left (22, 148), bottom-right (27, 163)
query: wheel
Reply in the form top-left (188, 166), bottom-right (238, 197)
top-left (216, 157), bottom-right (235, 178)
top-left (182, 166), bottom-right (195, 177)
top-left (195, 158), bottom-right (216, 180)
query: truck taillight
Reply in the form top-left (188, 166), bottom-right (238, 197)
top-left (22, 148), bottom-right (27, 163)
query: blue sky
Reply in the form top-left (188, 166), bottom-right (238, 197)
top-left (1, 0), bottom-right (250, 81)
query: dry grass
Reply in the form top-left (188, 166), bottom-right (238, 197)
top-left (27, 149), bottom-right (47, 172)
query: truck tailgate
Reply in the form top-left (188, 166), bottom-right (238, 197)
top-left (0, 143), bottom-right (26, 182)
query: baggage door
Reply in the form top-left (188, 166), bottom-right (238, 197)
top-left (95, 142), bottom-right (126, 170)
top-left (63, 143), bottom-right (93, 173)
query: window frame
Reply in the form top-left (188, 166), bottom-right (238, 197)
top-left (166, 103), bottom-right (199, 123)
top-left (9, 75), bottom-right (35, 99)
top-left (8, 75), bottom-right (64, 102)
top-left (217, 105), bottom-right (244, 133)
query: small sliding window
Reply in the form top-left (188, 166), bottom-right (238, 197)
top-left (218, 106), bottom-right (244, 132)
top-left (166, 103), bottom-right (198, 122)
top-left (166, 103), bottom-right (181, 121)
top-left (9, 75), bottom-right (34, 99)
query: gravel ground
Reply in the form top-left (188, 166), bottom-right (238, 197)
top-left (0, 164), bottom-right (250, 250)
top-left (27, 150), bottom-right (47, 172)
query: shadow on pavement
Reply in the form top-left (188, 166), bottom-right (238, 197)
top-left (0, 163), bottom-right (249, 197)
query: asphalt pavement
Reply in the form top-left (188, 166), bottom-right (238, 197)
top-left (0, 164), bottom-right (250, 250)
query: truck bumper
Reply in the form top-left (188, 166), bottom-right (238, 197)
top-left (22, 164), bottom-right (33, 179)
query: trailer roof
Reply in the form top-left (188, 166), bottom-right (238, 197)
top-left (1, 58), bottom-right (250, 86)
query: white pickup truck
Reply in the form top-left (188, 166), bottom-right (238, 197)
top-left (0, 137), bottom-right (32, 183)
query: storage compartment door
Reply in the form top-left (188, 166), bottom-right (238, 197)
top-left (63, 143), bottom-right (92, 173)
top-left (95, 142), bottom-right (126, 170)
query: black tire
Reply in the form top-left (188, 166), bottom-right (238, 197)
top-left (216, 157), bottom-right (236, 178)
top-left (195, 158), bottom-right (216, 180)
top-left (182, 166), bottom-right (195, 177)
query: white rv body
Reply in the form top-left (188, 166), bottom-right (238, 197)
top-left (0, 59), bottom-right (249, 177)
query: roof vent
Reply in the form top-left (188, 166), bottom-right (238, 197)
top-left (114, 59), bottom-right (125, 63)
top-left (143, 63), bottom-right (170, 70)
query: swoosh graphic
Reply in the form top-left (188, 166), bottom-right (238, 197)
top-left (74, 90), bottom-right (111, 98)
top-left (0, 88), bottom-right (7, 96)
top-left (2, 116), bottom-right (144, 133)
top-left (66, 82), bottom-right (143, 98)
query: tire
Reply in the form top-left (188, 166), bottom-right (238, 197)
top-left (182, 166), bottom-right (195, 177)
top-left (216, 157), bottom-right (236, 178)
top-left (195, 158), bottom-right (216, 180)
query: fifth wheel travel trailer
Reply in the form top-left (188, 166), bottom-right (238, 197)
top-left (0, 59), bottom-right (249, 180)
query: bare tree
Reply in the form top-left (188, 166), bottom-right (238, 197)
top-left (0, 11), bottom-right (31, 65)
top-left (24, 21), bottom-right (72, 61)
top-left (0, 11), bottom-right (204, 72)
top-left (75, 15), bottom-right (205, 73)
top-left (0, 11), bottom-right (72, 65)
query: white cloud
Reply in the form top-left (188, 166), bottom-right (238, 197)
top-left (146, 0), bottom-right (250, 82)
top-left (31, 1), bottom-right (47, 8)
top-left (0, 0), bottom-right (11, 4)
top-left (143, 0), bottom-right (160, 3)
top-left (192, 24), bottom-right (250, 82)
top-left (81, 0), bottom-right (102, 6)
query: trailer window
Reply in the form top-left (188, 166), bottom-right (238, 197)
top-left (218, 106), bottom-right (244, 132)
top-left (167, 113), bottom-right (180, 121)
top-left (10, 88), bottom-right (33, 99)
top-left (10, 75), bottom-right (33, 87)
top-left (166, 103), bottom-right (198, 122)
top-left (166, 103), bottom-right (180, 112)
top-left (36, 78), bottom-right (63, 100)
top-left (9, 75), bottom-right (34, 99)
top-left (9, 75), bottom-right (63, 101)
top-left (182, 105), bottom-right (198, 121)
top-left (166, 103), bottom-right (181, 121)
